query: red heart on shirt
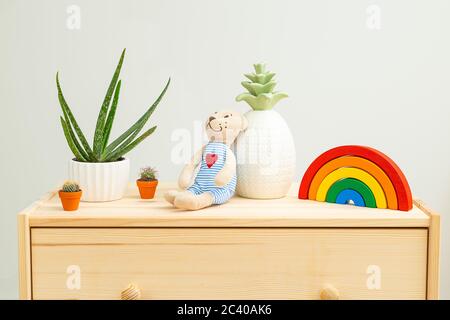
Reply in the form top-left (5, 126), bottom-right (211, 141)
top-left (205, 153), bottom-right (218, 168)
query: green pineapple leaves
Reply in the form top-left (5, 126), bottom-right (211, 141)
top-left (56, 49), bottom-right (170, 162)
top-left (236, 92), bottom-right (288, 111)
top-left (241, 81), bottom-right (276, 96)
top-left (236, 63), bottom-right (288, 111)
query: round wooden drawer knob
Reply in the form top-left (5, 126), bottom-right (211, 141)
top-left (320, 284), bottom-right (340, 300)
top-left (121, 284), bottom-right (141, 300)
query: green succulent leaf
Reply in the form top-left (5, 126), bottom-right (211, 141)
top-left (105, 126), bottom-right (157, 162)
top-left (59, 99), bottom-right (90, 161)
top-left (102, 80), bottom-right (121, 151)
top-left (102, 77), bottom-right (171, 159)
top-left (93, 48), bottom-right (126, 158)
top-left (66, 117), bottom-right (90, 161)
top-left (102, 114), bottom-right (143, 159)
top-left (103, 121), bottom-right (145, 161)
top-left (56, 73), bottom-right (96, 161)
top-left (60, 117), bottom-right (87, 161)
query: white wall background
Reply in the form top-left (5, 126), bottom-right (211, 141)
top-left (0, 0), bottom-right (449, 299)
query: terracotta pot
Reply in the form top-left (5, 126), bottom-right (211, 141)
top-left (59, 190), bottom-right (82, 211)
top-left (136, 179), bottom-right (158, 199)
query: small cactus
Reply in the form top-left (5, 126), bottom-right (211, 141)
top-left (62, 180), bottom-right (81, 192)
top-left (139, 166), bottom-right (157, 181)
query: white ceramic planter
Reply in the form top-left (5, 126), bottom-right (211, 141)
top-left (235, 110), bottom-right (296, 199)
top-left (69, 158), bottom-right (130, 202)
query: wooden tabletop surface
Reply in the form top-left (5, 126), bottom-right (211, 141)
top-left (19, 182), bottom-right (431, 228)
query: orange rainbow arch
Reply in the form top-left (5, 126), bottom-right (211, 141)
top-left (298, 145), bottom-right (413, 211)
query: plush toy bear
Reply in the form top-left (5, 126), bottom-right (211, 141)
top-left (165, 110), bottom-right (248, 210)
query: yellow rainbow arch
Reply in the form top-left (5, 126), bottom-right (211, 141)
top-left (316, 167), bottom-right (388, 209)
top-left (308, 156), bottom-right (398, 209)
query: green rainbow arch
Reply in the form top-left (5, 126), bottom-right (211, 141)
top-left (325, 178), bottom-right (377, 208)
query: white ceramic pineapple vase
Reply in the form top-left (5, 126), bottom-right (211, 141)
top-left (235, 63), bottom-right (296, 199)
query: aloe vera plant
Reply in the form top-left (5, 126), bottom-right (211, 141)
top-left (236, 63), bottom-right (287, 111)
top-left (57, 49), bottom-right (170, 162)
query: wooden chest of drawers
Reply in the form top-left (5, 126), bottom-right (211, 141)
top-left (18, 183), bottom-right (440, 300)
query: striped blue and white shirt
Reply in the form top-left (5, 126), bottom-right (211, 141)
top-left (187, 142), bottom-right (237, 204)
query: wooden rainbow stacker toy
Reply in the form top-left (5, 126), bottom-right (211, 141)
top-left (299, 145), bottom-right (413, 211)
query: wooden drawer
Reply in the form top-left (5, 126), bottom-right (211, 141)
top-left (31, 228), bottom-right (427, 300)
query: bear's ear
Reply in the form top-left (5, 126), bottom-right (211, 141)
top-left (241, 115), bottom-right (248, 130)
